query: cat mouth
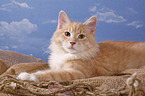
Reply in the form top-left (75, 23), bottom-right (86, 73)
top-left (68, 47), bottom-right (75, 50)
top-left (63, 45), bottom-right (77, 53)
top-left (64, 46), bottom-right (78, 53)
top-left (67, 45), bottom-right (77, 50)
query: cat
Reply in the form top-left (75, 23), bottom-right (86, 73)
top-left (17, 10), bottom-right (145, 82)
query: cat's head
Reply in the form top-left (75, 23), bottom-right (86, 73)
top-left (50, 10), bottom-right (97, 54)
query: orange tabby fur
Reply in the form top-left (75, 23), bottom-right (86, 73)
top-left (17, 11), bottom-right (145, 82)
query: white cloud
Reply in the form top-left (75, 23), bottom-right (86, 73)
top-left (127, 21), bottom-right (143, 28)
top-left (42, 19), bottom-right (57, 24)
top-left (128, 8), bottom-right (137, 14)
top-left (89, 4), bottom-right (143, 29)
top-left (0, 0), bottom-right (31, 11)
top-left (0, 7), bottom-right (11, 12)
top-left (90, 5), bottom-right (126, 23)
top-left (97, 10), bottom-right (126, 23)
top-left (12, 0), bottom-right (31, 8)
top-left (0, 2), bottom-right (13, 11)
top-left (89, 6), bottom-right (97, 12)
top-left (0, 18), bottom-right (37, 37)
top-left (11, 45), bottom-right (18, 49)
top-left (4, 46), bottom-right (9, 49)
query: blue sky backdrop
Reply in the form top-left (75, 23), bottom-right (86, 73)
top-left (0, 0), bottom-right (145, 62)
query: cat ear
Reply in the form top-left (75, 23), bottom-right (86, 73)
top-left (57, 10), bottom-right (71, 29)
top-left (84, 16), bottom-right (97, 35)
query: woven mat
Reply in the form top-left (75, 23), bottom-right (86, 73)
top-left (0, 50), bottom-right (144, 96)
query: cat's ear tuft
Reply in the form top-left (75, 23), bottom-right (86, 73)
top-left (84, 16), bottom-right (97, 35)
top-left (57, 10), bottom-right (71, 29)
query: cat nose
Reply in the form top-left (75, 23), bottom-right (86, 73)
top-left (70, 42), bottom-right (76, 46)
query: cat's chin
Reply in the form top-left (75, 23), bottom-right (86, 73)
top-left (64, 47), bottom-right (78, 54)
top-left (66, 49), bottom-right (77, 54)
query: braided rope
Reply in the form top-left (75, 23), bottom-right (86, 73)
top-left (0, 73), bottom-right (144, 96)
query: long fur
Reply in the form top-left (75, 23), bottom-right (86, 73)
top-left (17, 11), bottom-right (145, 82)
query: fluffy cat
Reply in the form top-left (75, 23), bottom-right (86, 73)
top-left (17, 10), bottom-right (145, 82)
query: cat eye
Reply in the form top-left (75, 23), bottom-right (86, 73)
top-left (64, 32), bottom-right (71, 37)
top-left (78, 34), bottom-right (86, 39)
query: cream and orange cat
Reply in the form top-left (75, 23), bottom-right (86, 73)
top-left (17, 10), bottom-right (145, 82)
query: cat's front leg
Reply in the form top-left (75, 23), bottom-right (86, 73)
top-left (17, 69), bottom-right (86, 82)
top-left (17, 72), bottom-right (39, 82)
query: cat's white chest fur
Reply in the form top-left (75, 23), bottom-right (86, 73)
top-left (49, 53), bottom-right (76, 69)
top-left (48, 45), bottom-right (99, 70)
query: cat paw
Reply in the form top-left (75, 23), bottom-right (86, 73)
top-left (17, 72), bottom-right (39, 82)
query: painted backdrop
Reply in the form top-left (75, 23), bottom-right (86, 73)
top-left (0, 0), bottom-right (145, 62)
